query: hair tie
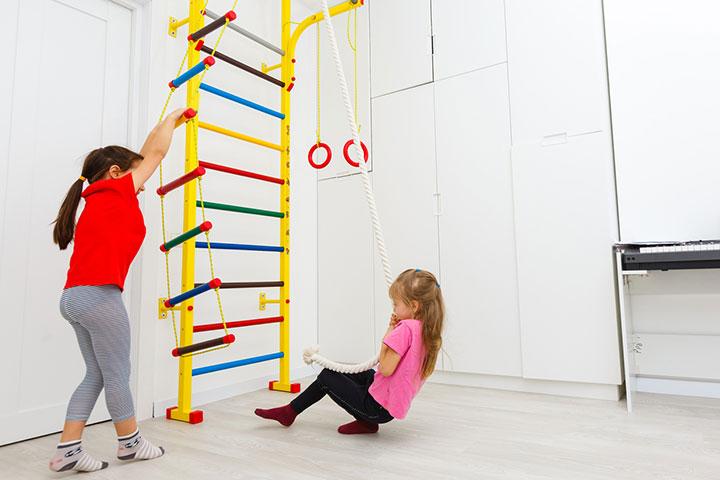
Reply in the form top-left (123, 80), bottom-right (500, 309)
top-left (415, 268), bottom-right (440, 288)
top-left (78, 175), bottom-right (86, 182)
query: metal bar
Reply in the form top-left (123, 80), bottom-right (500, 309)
top-left (157, 166), bottom-right (205, 196)
top-left (198, 121), bottom-right (283, 151)
top-left (196, 242), bottom-right (284, 252)
top-left (205, 8), bottom-right (285, 55)
top-left (188, 10), bottom-right (236, 41)
top-left (171, 334), bottom-right (235, 357)
top-left (199, 160), bottom-right (284, 185)
top-left (200, 83), bottom-right (285, 119)
top-left (195, 281), bottom-right (284, 289)
top-left (193, 316), bottom-right (284, 333)
top-left (160, 221), bottom-right (212, 252)
top-left (196, 200), bottom-right (284, 218)
top-left (192, 352), bottom-right (284, 376)
top-left (199, 44), bottom-right (285, 88)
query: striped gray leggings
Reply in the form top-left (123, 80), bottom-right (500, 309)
top-left (60, 285), bottom-right (135, 423)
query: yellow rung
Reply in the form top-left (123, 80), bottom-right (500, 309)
top-left (198, 121), bottom-right (283, 151)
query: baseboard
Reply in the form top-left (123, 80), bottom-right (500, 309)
top-left (153, 366), bottom-right (316, 417)
top-left (430, 370), bottom-right (622, 401)
top-left (636, 376), bottom-right (720, 399)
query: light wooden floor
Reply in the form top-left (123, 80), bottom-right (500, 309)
top-left (2, 378), bottom-right (720, 479)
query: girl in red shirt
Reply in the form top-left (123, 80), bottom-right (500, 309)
top-left (48, 109), bottom-right (185, 473)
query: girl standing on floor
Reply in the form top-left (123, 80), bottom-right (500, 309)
top-left (255, 268), bottom-right (444, 434)
top-left (48, 108), bottom-right (185, 473)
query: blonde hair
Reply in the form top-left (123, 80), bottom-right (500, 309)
top-left (389, 269), bottom-right (445, 379)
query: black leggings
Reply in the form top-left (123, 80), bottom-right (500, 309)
top-left (290, 369), bottom-right (393, 424)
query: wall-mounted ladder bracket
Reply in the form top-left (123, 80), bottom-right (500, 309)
top-left (158, 298), bottom-right (183, 320)
top-left (259, 292), bottom-right (281, 311)
top-left (168, 16), bottom-right (190, 38)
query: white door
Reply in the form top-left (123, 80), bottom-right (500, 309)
top-left (370, 83), bottom-right (440, 345)
top-left (435, 65), bottom-right (522, 376)
top-left (0, 0), bottom-right (134, 445)
top-left (431, 0), bottom-right (507, 81)
top-left (369, 0), bottom-right (433, 98)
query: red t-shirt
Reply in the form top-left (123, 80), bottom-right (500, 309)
top-left (64, 173), bottom-right (146, 291)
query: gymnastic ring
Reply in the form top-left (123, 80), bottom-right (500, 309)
top-left (308, 142), bottom-right (332, 169)
top-left (343, 139), bottom-right (369, 167)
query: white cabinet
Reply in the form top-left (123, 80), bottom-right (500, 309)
top-left (435, 65), bottom-right (522, 376)
top-left (370, 83), bottom-right (440, 345)
top-left (505, 0), bottom-right (610, 144)
top-left (369, 0), bottom-right (433, 98)
top-left (318, 175), bottom-right (375, 363)
top-left (512, 132), bottom-right (621, 384)
top-left (431, 0), bottom-right (507, 80)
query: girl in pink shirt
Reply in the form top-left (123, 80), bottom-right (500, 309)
top-left (255, 269), bottom-right (444, 434)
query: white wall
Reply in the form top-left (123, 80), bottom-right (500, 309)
top-left (605, 0), bottom-right (720, 242)
top-left (604, 0), bottom-right (720, 394)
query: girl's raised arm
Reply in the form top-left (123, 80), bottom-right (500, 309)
top-left (133, 108), bottom-right (187, 191)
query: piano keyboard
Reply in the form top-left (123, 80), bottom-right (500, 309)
top-left (638, 242), bottom-right (720, 253)
top-left (620, 240), bottom-right (720, 271)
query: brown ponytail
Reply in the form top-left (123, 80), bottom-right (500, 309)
top-left (53, 146), bottom-right (143, 250)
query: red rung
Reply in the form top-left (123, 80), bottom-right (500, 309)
top-left (193, 316), bottom-right (284, 333)
top-left (199, 160), bottom-right (284, 185)
top-left (157, 166), bottom-right (205, 196)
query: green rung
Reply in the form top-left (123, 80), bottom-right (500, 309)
top-left (160, 221), bottom-right (212, 252)
top-left (196, 201), bottom-right (285, 218)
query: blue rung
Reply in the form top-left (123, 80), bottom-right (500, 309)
top-left (192, 352), bottom-right (284, 376)
top-left (165, 278), bottom-right (221, 308)
top-left (199, 83), bottom-right (285, 119)
top-left (196, 242), bottom-right (284, 252)
top-left (169, 58), bottom-right (214, 88)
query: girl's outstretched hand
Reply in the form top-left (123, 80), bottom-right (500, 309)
top-left (133, 108), bottom-right (187, 191)
top-left (141, 108), bottom-right (186, 159)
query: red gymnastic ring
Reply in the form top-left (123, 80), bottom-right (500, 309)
top-left (343, 139), bottom-right (369, 167)
top-left (308, 142), bottom-right (332, 169)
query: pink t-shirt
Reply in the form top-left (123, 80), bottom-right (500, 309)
top-left (369, 319), bottom-right (426, 419)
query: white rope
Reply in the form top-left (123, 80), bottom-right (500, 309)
top-left (303, 346), bottom-right (379, 373)
top-left (303, 0), bottom-right (391, 374)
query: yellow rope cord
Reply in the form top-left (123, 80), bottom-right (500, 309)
top-left (158, 48), bottom-right (190, 350)
top-left (157, 0), bottom-right (239, 357)
top-left (316, 22), bottom-right (321, 146)
top-left (346, 8), bottom-right (359, 131)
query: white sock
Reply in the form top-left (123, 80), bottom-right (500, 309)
top-left (117, 429), bottom-right (164, 461)
top-left (49, 440), bottom-right (108, 472)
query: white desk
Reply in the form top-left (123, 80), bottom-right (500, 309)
top-left (615, 241), bottom-right (720, 412)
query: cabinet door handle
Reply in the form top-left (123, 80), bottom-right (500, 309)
top-left (433, 192), bottom-right (442, 216)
